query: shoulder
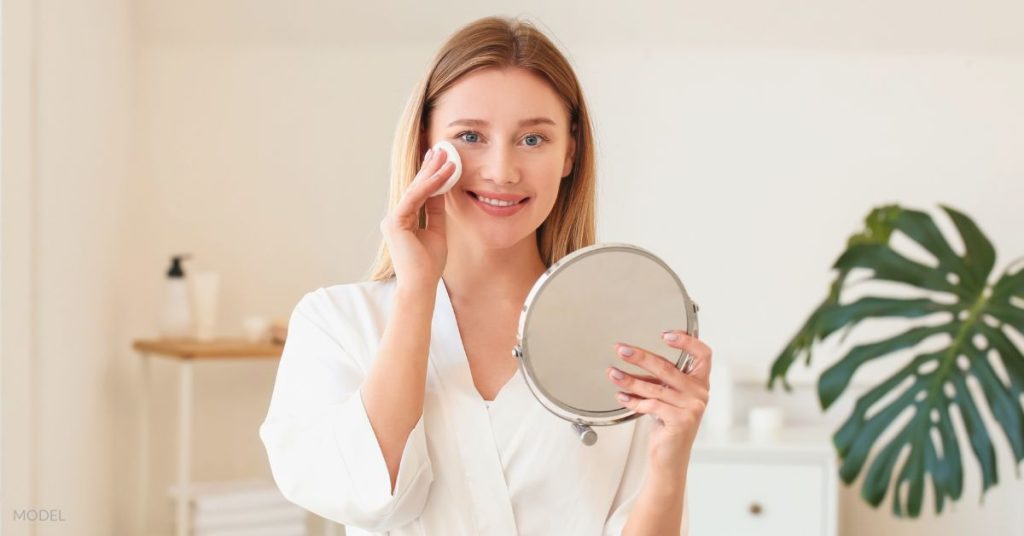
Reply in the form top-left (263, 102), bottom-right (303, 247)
top-left (296, 279), bottom-right (402, 325)
top-left (291, 278), bottom-right (403, 353)
top-left (298, 279), bottom-right (399, 316)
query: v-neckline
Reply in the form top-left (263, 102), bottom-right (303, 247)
top-left (437, 276), bottom-right (521, 407)
top-left (426, 277), bottom-right (522, 535)
top-left (484, 368), bottom-right (521, 406)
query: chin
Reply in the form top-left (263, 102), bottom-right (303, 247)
top-left (472, 232), bottom-right (528, 250)
top-left (467, 226), bottom-right (539, 250)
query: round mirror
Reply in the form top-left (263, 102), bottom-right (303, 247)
top-left (512, 243), bottom-right (699, 446)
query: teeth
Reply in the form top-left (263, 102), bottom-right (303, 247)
top-left (477, 194), bottom-right (523, 207)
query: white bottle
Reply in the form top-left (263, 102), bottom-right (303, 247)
top-left (191, 270), bottom-right (220, 341)
top-left (705, 353), bottom-right (734, 432)
top-left (159, 254), bottom-right (193, 339)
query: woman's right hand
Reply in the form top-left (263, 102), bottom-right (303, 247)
top-left (379, 146), bottom-right (456, 292)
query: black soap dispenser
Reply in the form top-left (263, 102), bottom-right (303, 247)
top-left (159, 254), bottom-right (193, 339)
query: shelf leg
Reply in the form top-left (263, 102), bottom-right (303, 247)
top-left (176, 360), bottom-right (194, 536)
top-left (139, 352), bottom-right (151, 535)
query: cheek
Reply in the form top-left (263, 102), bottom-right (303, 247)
top-left (525, 168), bottom-right (564, 214)
top-left (524, 154), bottom-right (567, 183)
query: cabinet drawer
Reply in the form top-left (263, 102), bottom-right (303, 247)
top-left (688, 460), bottom-right (826, 536)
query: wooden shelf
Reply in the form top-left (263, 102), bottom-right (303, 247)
top-left (133, 337), bottom-right (284, 360)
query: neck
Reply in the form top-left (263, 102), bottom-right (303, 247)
top-left (442, 230), bottom-right (547, 306)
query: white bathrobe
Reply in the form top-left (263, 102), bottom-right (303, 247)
top-left (259, 277), bottom-right (689, 535)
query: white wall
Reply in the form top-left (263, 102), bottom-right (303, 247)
top-left (37, 0), bottom-right (134, 532)
top-left (2, 0), bottom-right (133, 535)
top-left (2, 0), bottom-right (39, 532)
top-left (4, 1), bottom-right (1023, 534)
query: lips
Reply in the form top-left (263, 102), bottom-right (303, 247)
top-left (468, 191), bottom-right (529, 203)
top-left (466, 190), bottom-right (531, 216)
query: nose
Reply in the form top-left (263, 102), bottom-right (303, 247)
top-left (477, 144), bottom-right (520, 186)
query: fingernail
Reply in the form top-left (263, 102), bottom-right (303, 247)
top-left (610, 367), bottom-right (625, 380)
top-left (663, 332), bottom-right (678, 342)
top-left (618, 346), bottom-right (634, 357)
top-left (617, 393), bottom-right (631, 403)
top-left (423, 148), bottom-right (433, 162)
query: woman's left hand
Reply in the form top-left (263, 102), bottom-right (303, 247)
top-left (606, 330), bottom-right (712, 479)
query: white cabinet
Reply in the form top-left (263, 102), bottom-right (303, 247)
top-left (687, 427), bottom-right (838, 536)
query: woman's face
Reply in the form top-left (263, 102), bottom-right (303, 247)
top-left (426, 67), bottom-right (576, 250)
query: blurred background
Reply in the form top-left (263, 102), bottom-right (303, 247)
top-left (2, 0), bottom-right (1022, 535)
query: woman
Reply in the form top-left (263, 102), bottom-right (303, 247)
top-left (260, 15), bottom-right (712, 536)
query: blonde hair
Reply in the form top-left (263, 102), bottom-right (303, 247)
top-left (365, 16), bottom-right (597, 282)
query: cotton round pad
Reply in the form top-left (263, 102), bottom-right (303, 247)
top-left (429, 140), bottom-right (463, 197)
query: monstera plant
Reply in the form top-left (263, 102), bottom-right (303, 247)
top-left (767, 204), bottom-right (1024, 518)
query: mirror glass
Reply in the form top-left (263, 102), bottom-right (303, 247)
top-left (514, 243), bottom-right (699, 444)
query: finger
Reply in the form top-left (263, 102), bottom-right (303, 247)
top-left (392, 163), bottom-right (453, 230)
top-left (418, 146), bottom-right (447, 177)
top-left (606, 366), bottom-right (685, 406)
top-left (385, 151), bottom-right (445, 231)
top-left (610, 368), bottom-right (662, 385)
top-left (420, 151), bottom-right (453, 233)
top-left (616, 392), bottom-right (705, 429)
top-left (660, 330), bottom-right (712, 385)
top-left (407, 148), bottom-right (452, 198)
top-left (615, 343), bottom-right (690, 392)
top-left (393, 150), bottom-right (455, 221)
top-left (605, 367), bottom-right (667, 388)
top-left (421, 192), bottom-right (447, 234)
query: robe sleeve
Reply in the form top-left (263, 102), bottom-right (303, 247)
top-left (259, 291), bottom-right (434, 532)
top-left (602, 416), bottom-right (690, 536)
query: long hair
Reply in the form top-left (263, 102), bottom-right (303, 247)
top-left (365, 16), bottom-right (597, 281)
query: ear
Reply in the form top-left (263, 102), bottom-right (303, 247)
top-left (561, 136), bottom-right (577, 178)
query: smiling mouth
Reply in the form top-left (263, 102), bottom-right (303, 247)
top-left (467, 191), bottom-right (530, 206)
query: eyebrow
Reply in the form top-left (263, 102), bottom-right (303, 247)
top-left (446, 117), bottom-right (557, 128)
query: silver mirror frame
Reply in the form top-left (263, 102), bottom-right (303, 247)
top-left (511, 243), bottom-right (700, 445)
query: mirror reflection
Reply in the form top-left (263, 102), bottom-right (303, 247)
top-left (517, 244), bottom-right (698, 437)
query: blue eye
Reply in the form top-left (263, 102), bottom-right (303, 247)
top-left (457, 131), bottom-right (480, 143)
top-left (454, 130), bottom-right (548, 147)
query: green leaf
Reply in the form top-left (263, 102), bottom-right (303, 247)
top-left (941, 204), bottom-right (996, 291)
top-left (818, 323), bottom-right (953, 409)
top-left (983, 324), bottom-right (1024, 394)
top-left (767, 204), bottom-right (1024, 517)
top-left (833, 243), bottom-right (966, 299)
top-left (833, 352), bottom-right (939, 488)
top-left (950, 372), bottom-right (999, 492)
top-left (890, 208), bottom-right (978, 292)
top-left (768, 280), bottom-right (847, 391)
top-left (964, 342), bottom-right (1024, 463)
top-left (817, 297), bottom-right (952, 339)
top-left (929, 404), bottom-right (964, 513)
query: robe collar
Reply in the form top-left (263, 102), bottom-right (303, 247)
top-left (427, 276), bottom-right (521, 535)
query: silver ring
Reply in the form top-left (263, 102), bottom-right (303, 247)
top-left (680, 353), bottom-right (695, 374)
